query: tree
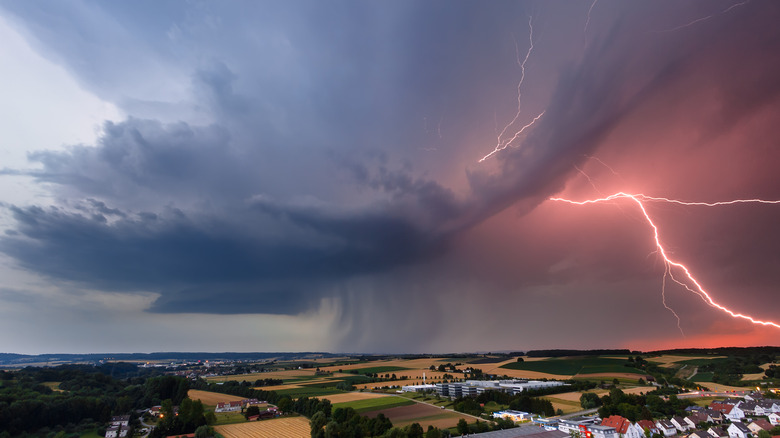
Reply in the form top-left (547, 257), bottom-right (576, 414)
top-left (277, 396), bottom-right (293, 413)
top-left (426, 425), bottom-right (442, 438)
top-left (757, 430), bottom-right (771, 438)
top-left (457, 419), bottom-right (469, 435)
top-left (407, 422), bottom-right (424, 438)
top-left (310, 411), bottom-right (327, 438)
top-left (517, 357), bottom-right (525, 362)
top-left (244, 405), bottom-right (260, 419)
top-left (194, 425), bottom-right (216, 438)
top-left (580, 392), bottom-right (602, 409)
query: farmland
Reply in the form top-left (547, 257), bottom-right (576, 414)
top-left (188, 389), bottom-right (245, 406)
top-left (363, 403), bottom-right (474, 430)
top-left (500, 356), bottom-right (639, 376)
top-left (320, 392), bottom-right (393, 404)
top-left (332, 395), bottom-right (415, 413)
top-left (214, 416), bottom-right (310, 438)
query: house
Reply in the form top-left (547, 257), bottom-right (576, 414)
top-left (215, 401), bottom-right (243, 413)
top-left (746, 420), bottom-right (773, 435)
top-left (707, 426), bottom-right (728, 438)
top-left (768, 413), bottom-right (780, 426)
top-left (637, 420), bottom-right (659, 435)
top-left (656, 420), bottom-right (678, 437)
top-left (588, 425), bottom-right (619, 438)
top-left (755, 400), bottom-right (780, 416)
top-left (105, 425), bottom-right (128, 438)
top-left (727, 422), bottom-right (752, 438)
top-left (740, 402), bottom-right (758, 416)
top-left (710, 402), bottom-right (744, 422)
top-left (727, 404), bottom-right (746, 422)
top-left (703, 409), bottom-right (725, 424)
top-left (673, 416), bottom-right (691, 432)
top-left (110, 415), bottom-right (130, 427)
top-left (689, 431), bottom-right (710, 438)
top-left (601, 415), bottom-right (643, 438)
top-left (149, 406), bottom-right (162, 417)
top-left (686, 412), bottom-right (713, 429)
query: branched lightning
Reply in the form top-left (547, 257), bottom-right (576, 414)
top-left (478, 16), bottom-right (546, 163)
top-left (550, 192), bottom-right (780, 331)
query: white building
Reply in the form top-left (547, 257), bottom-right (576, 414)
top-left (727, 422), bottom-right (752, 438)
top-left (492, 410), bottom-right (533, 423)
top-left (401, 384), bottom-right (437, 392)
top-left (655, 419), bottom-right (677, 437)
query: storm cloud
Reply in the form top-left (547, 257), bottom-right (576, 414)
top-left (1, 1), bottom-right (779, 352)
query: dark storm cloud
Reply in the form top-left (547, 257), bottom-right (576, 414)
top-left (1, 0), bottom-right (779, 348)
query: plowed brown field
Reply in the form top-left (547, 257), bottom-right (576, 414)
top-left (215, 417), bottom-right (310, 438)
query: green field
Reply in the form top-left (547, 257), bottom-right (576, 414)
top-left (275, 387), bottom-right (346, 398)
top-left (691, 371), bottom-right (715, 382)
top-left (677, 358), bottom-right (731, 366)
top-left (213, 411), bottom-right (247, 425)
top-left (350, 366), bottom-right (409, 374)
top-left (500, 356), bottom-right (637, 375)
top-left (333, 396), bottom-right (416, 414)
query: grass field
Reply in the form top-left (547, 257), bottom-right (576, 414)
top-left (320, 392), bottom-right (390, 404)
top-left (215, 416), bottom-right (310, 438)
top-left (274, 386), bottom-right (345, 398)
top-left (79, 430), bottom-right (102, 438)
top-left (213, 411), bottom-right (247, 425)
top-left (333, 396), bottom-right (415, 413)
top-left (691, 371), bottom-right (715, 383)
top-left (645, 355), bottom-right (727, 367)
top-left (676, 358), bottom-right (731, 366)
top-left (188, 389), bottom-right (246, 406)
top-left (500, 357), bottom-right (633, 375)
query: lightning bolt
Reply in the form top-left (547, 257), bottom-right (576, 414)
top-left (550, 192), bottom-right (780, 331)
top-left (479, 16), bottom-right (546, 163)
top-left (584, 0), bottom-right (599, 34)
top-left (654, 0), bottom-right (750, 33)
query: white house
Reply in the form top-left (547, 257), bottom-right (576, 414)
top-left (672, 416), bottom-right (691, 432)
top-left (589, 425), bottom-right (619, 438)
top-left (637, 420), bottom-right (658, 435)
top-left (656, 420), bottom-right (677, 437)
top-left (215, 401), bottom-right (243, 412)
top-left (109, 416), bottom-right (130, 427)
top-left (727, 422), bottom-right (752, 438)
top-left (105, 425), bottom-right (128, 438)
top-left (707, 426), bottom-right (728, 438)
top-left (768, 412), bottom-right (780, 426)
top-left (601, 415), bottom-right (643, 438)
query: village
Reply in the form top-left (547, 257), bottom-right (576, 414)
top-left (479, 391), bottom-right (780, 438)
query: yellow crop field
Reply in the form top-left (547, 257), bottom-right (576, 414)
top-left (188, 389), bottom-right (245, 406)
top-left (215, 417), bottom-right (310, 438)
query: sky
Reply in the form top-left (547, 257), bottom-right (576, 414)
top-left (0, 0), bottom-right (779, 355)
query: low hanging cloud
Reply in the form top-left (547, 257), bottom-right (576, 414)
top-left (1, 1), bottom-right (779, 349)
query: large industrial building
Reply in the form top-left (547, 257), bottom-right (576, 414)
top-left (435, 379), bottom-right (567, 398)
